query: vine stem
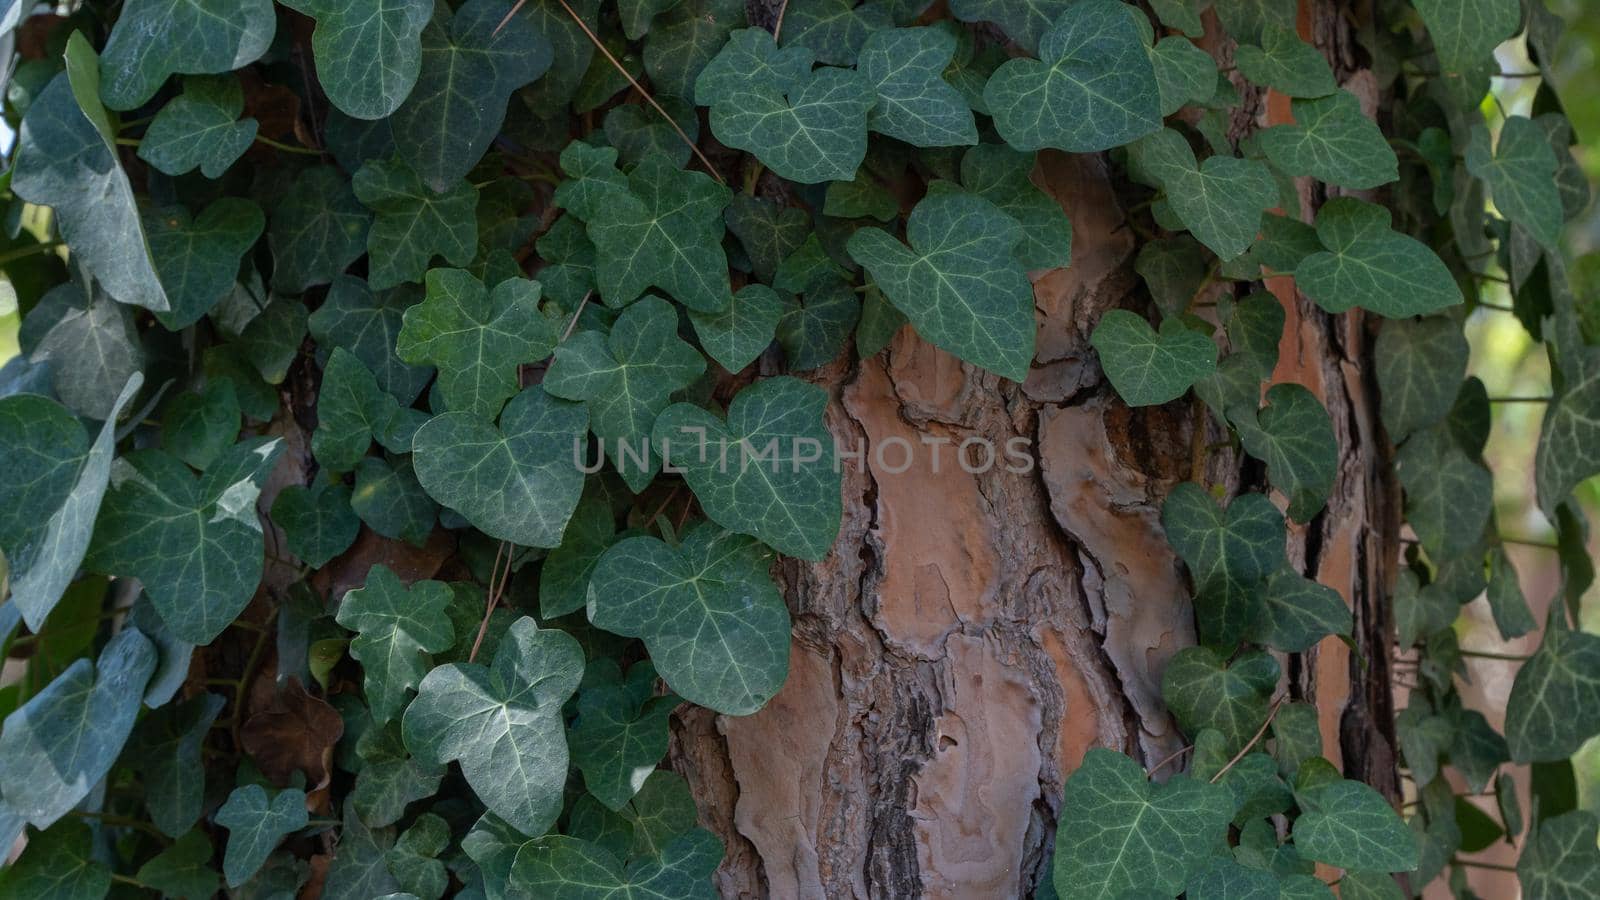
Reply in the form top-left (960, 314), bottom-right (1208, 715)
top-left (468, 540), bottom-right (514, 664)
top-left (0, 240), bottom-right (63, 266)
top-left (1454, 858), bottom-right (1517, 872)
top-left (1146, 743), bottom-right (1193, 779)
top-left (255, 135), bottom-right (324, 156)
top-left (1210, 695), bottom-right (1285, 784)
top-left (1488, 395), bottom-right (1551, 404)
top-left (561, 290), bottom-right (593, 342)
top-left (773, 0), bottom-right (792, 40)
top-left (1460, 649), bottom-right (1532, 662)
top-left (552, 0), bottom-right (727, 185)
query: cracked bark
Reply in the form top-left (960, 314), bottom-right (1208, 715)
top-left (668, 3), bottom-right (1403, 897)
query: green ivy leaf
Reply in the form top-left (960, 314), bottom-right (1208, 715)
top-left (324, 797), bottom-right (402, 899)
top-left (1375, 315), bottom-right (1470, 444)
top-left (589, 526), bottom-right (789, 715)
top-left (653, 376), bottom-right (841, 560)
top-left (1161, 484), bottom-right (1286, 645)
top-left (1235, 384), bottom-right (1336, 522)
top-left (1234, 25), bottom-right (1337, 98)
top-left (725, 197), bottom-right (810, 284)
top-left (313, 349), bottom-right (405, 472)
top-left (390, 0), bottom-right (552, 191)
top-left (984, 0), bottom-right (1161, 153)
top-left (128, 692), bottom-right (226, 838)
top-left (86, 438), bottom-right (285, 644)
top-left (147, 199), bottom-right (265, 330)
top-left (949, 0), bottom-right (1068, 53)
top-left (511, 830), bottom-right (723, 899)
top-left (24, 282), bottom-right (145, 421)
top-left (354, 158), bottom-right (479, 290)
top-left (217, 785), bottom-right (309, 887)
top-left (689, 284), bottom-right (785, 373)
top-left (0, 375), bottom-right (138, 630)
top-left (1397, 425), bottom-right (1492, 559)
top-left (412, 386), bottom-right (588, 548)
top-left (1466, 116), bottom-right (1565, 252)
top-left (1518, 810), bottom-right (1600, 900)
top-left (695, 29), bottom-right (874, 184)
top-left (1149, 0), bottom-right (1203, 37)
top-left (1292, 779), bottom-right (1418, 872)
top-left (957, 144), bottom-right (1072, 270)
top-left (848, 190), bottom-right (1034, 380)
top-left (1252, 569), bottom-right (1353, 653)
top-left (135, 830), bottom-right (221, 900)
top-left (545, 296), bottom-right (706, 492)
top-left (1258, 92), bottom-right (1398, 190)
top-left (1052, 748), bottom-right (1233, 899)
top-left (388, 813), bottom-right (450, 899)
top-left (539, 491), bottom-right (620, 618)
top-left (1297, 198), bottom-right (1463, 317)
top-left (163, 379), bottom-right (242, 471)
top-left (1091, 310), bottom-right (1217, 407)
top-left (1163, 646), bottom-right (1279, 751)
top-left (569, 666), bottom-right (679, 809)
top-left (1394, 570), bottom-right (1456, 648)
top-left (137, 75), bottom-right (258, 178)
top-left (641, 0), bottom-right (746, 99)
top-left (273, 480), bottom-right (360, 569)
top-left (1151, 36), bottom-right (1217, 116)
top-left (0, 820), bottom-right (111, 899)
top-left (402, 617), bottom-right (583, 836)
top-left (14, 67), bottom-right (168, 312)
top-left (777, 278), bottom-right (859, 371)
top-left (0, 628), bottom-right (156, 827)
top-left (353, 720), bottom-right (446, 829)
top-left (98, 0), bottom-right (275, 110)
top-left (1506, 613), bottom-right (1600, 763)
top-left (279, 0), bottom-right (431, 120)
top-left (353, 456), bottom-right (437, 547)
top-left (858, 27), bottom-right (977, 147)
top-left (1486, 547), bottom-right (1537, 640)
top-left (1413, 0), bottom-right (1520, 74)
top-left (1135, 129), bottom-right (1276, 260)
top-left (268, 166), bottom-right (374, 295)
top-left (824, 173), bottom-right (898, 221)
top-left (310, 277), bottom-right (431, 405)
top-left (777, 0), bottom-right (890, 66)
top-left (337, 566), bottom-right (455, 724)
top-left (556, 147), bottom-right (734, 312)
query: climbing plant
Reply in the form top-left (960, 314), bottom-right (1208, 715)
top-left (0, 0), bottom-right (1594, 897)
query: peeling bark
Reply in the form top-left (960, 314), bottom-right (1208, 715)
top-left (669, 4), bottom-right (1403, 897)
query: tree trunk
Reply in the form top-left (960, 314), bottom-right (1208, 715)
top-left (669, 3), bottom-right (1405, 897)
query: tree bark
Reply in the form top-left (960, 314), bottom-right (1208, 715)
top-left (669, 3), bottom-right (1404, 897)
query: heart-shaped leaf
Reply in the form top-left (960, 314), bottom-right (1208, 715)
top-left (137, 75), bottom-right (258, 178)
top-left (1092, 309), bottom-right (1218, 407)
top-left (1293, 779), bottom-right (1418, 872)
top-left (128, 693), bottom-right (226, 837)
top-left (279, 0), bottom-right (431, 120)
top-left (217, 785), bottom-right (309, 887)
top-left (0, 820), bottom-right (110, 898)
top-left (354, 158), bottom-right (479, 291)
top-left (1517, 810), bottom-right (1600, 899)
top-left (413, 385), bottom-right (588, 549)
top-left (353, 456), bottom-right (437, 547)
top-left (1397, 425), bottom-right (1492, 559)
top-left (1375, 315), bottom-right (1470, 444)
top-left (984, 0), bottom-right (1161, 153)
top-left (512, 830), bottom-right (724, 899)
top-left (403, 617), bottom-right (583, 837)
top-left (310, 276), bottom-right (432, 405)
top-left (1297, 198), bottom-right (1462, 317)
top-left (688, 284), bottom-right (786, 373)
top-left (1259, 91), bottom-right (1399, 190)
top-left (642, 0), bottom-right (746, 98)
top-left (589, 526), bottom-right (789, 715)
top-left (1135, 129), bottom-right (1276, 260)
top-left (268, 166), bottom-right (373, 294)
top-left (353, 720), bottom-right (446, 829)
top-left (1235, 383), bottom-right (1337, 522)
top-left (1162, 646), bottom-right (1280, 752)
top-left (147, 198), bottom-right (265, 330)
top-left (1466, 116), bottom-right (1564, 251)
top-left (337, 565), bottom-right (456, 724)
top-left (653, 377), bottom-right (841, 560)
top-left (98, 0), bottom-right (275, 110)
top-left (1161, 483), bottom-right (1286, 645)
top-left (313, 349), bottom-right (409, 473)
top-left (569, 663), bottom-right (679, 810)
top-left (949, 0), bottom-right (1068, 54)
top-left (135, 830), bottom-right (220, 900)
top-left (539, 490), bottom-right (621, 618)
top-left (1413, 0), bottom-right (1520, 74)
top-left (1506, 613), bottom-right (1600, 763)
top-left (1150, 35), bottom-right (1217, 116)
top-left (957, 144), bottom-right (1072, 270)
top-left (1251, 569), bottom-right (1352, 653)
top-left (858, 27), bottom-right (977, 147)
top-left (1235, 25), bottom-right (1337, 98)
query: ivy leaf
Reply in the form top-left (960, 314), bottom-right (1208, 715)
top-left (163, 379), bottom-right (243, 471)
top-left (147, 199), bottom-right (265, 330)
top-left (1397, 426), bottom-right (1492, 559)
top-left (273, 481), bottom-right (360, 569)
top-left (1149, 0), bottom-right (1203, 38)
top-left (1518, 810), bottom-right (1600, 900)
top-left (1394, 570), bottom-right (1456, 648)
top-left (135, 830), bottom-right (221, 900)
top-left (545, 296), bottom-right (706, 492)
top-left (948, 0), bottom-right (1069, 53)
top-left (695, 29), bottom-right (874, 184)
top-left (337, 566), bottom-right (455, 724)
top-left (511, 830), bottom-right (724, 898)
top-left (14, 68), bottom-right (168, 312)
top-left (777, 0), bottom-right (890, 66)
top-left (128, 692), bottom-right (226, 838)
top-left (688, 284), bottom-right (785, 373)
top-left (0, 820), bottom-right (111, 899)
top-left (1506, 613), bottom-right (1600, 763)
top-left (24, 282), bottom-right (145, 421)
top-left (324, 797), bottom-right (402, 899)
top-left (402, 617), bottom-right (583, 837)
top-left (98, 0), bottom-right (275, 110)
top-left (642, 0), bottom-right (746, 99)
top-left (1374, 315), bottom-right (1470, 444)
top-left (279, 0), bottom-right (432, 120)
top-left (539, 491), bottom-right (620, 618)
top-left (1161, 484), bottom-right (1286, 645)
top-left (354, 720), bottom-right (446, 829)
top-left (0, 374), bottom-right (138, 630)
top-left (268, 166), bottom-right (374, 295)
top-left (1293, 779), bottom-right (1418, 872)
top-left (1162, 646), bottom-right (1279, 752)
top-left (137, 75), bottom-right (258, 178)
top-left (1091, 310), bottom-right (1217, 407)
top-left (1234, 25), bottom-right (1337, 98)
top-left (390, 0), bottom-right (552, 191)
top-left (310, 277), bottom-right (432, 405)
top-left (1297, 198), bottom-right (1463, 317)
top-left (217, 785), bottom-right (309, 887)
top-left (1235, 384), bottom-right (1336, 522)
top-left (1135, 129), bottom-right (1276, 260)
top-left (0, 628), bottom-right (156, 827)
top-left (847, 190), bottom-right (1034, 380)
top-left (1052, 748), bottom-right (1233, 899)
top-left (984, 0), bottom-right (1161, 153)
top-left (589, 526), bottom-right (789, 716)
top-left (1413, 0), bottom-right (1520, 74)
top-left (1466, 117), bottom-right (1564, 252)
top-left (556, 147), bottom-right (734, 312)
top-left (354, 158), bottom-right (479, 290)
top-left (725, 196), bottom-right (809, 284)
top-left (388, 813), bottom-right (450, 899)
top-left (1151, 36), bottom-right (1217, 116)
top-left (569, 667), bottom-right (680, 809)
top-left (1258, 91), bottom-right (1397, 190)
top-left (1252, 569), bottom-right (1353, 653)
top-left (777, 278), bottom-right (859, 371)
top-left (1211, 0), bottom-right (1295, 44)
top-left (858, 27), bottom-right (977, 147)
top-left (653, 376), bottom-right (842, 560)
top-left (957, 144), bottom-right (1072, 270)
top-left (86, 438), bottom-right (285, 644)
top-left (1486, 547), bottom-right (1537, 640)
top-left (313, 349), bottom-right (405, 472)
top-left (412, 386), bottom-right (588, 548)
top-left (353, 457), bottom-right (437, 547)
top-left (825, 173), bottom-right (898, 221)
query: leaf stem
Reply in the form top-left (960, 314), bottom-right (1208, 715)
top-left (1459, 649), bottom-right (1531, 662)
top-left (1146, 743), bottom-right (1193, 779)
top-left (1488, 396), bottom-right (1551, 404)
top-left (772, 0), bottom-right (792, 40)
top-left (0, 240), bottom-right (63, 266)
top-left (1498, 535), bottom-right (1559, 550)
top-left (255, 135), bottom-right (324, 156)
top-left (1210, 695), bottom-right (1285, 784)
top-left (1453, 858), bottom-right (1517, 872)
